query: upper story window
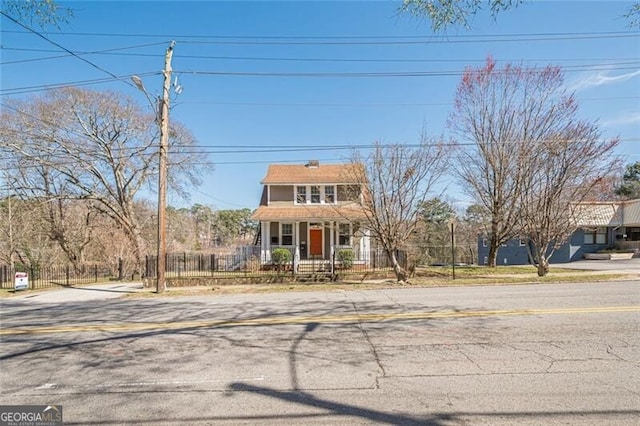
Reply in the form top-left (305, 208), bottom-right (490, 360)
top-left (324, 186), bottom-right (335, 203)
top-left (310, 186), bottom-right (321, 204)
top-left (294, 185), bottom-right (339, 204)
top-left (296, 186), bottom-right (306, 204)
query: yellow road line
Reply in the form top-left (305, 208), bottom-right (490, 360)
top-left (1, 306), bottom-right (638, 336)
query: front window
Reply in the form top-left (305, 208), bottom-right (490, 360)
top-left (324, 186), bottom-right (335, 204)
top-left (338, 223), bottom-right (350, 245)
top-left (310, 186), bottom-right (321, 204)
top-left (296, 186), bottom-right (306, 204)
top-left (282, 223), bottom-right (293, 245)
top-left (584, 227), bottom-right (607, 245)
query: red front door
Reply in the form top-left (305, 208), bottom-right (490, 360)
top-left (309, 229), bottom-right (323, 257)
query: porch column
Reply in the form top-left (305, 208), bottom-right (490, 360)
top-left (329, 221), bottom-right (335, 259)
top-left (362, 228), bottom-right (370, 264)
top-left (294, 221), bottom-right (300, 272)
top-left (263, 221), bottom-right (271, 262)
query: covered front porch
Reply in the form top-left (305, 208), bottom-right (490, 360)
top-left (257, 220), bottom-right (371, 270)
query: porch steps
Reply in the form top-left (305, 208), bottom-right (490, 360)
top-left (297, 260), bottom-right (332, 274)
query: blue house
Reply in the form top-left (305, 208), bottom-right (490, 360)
top-left (478, 199), bottom-right (640, 265)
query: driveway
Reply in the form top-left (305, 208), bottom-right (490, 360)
top-left (555, 257), bottom-right (640, 274)
top-left (6, 282), bottom-right (144, 303)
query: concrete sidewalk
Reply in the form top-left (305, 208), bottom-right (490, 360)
top-left (6, 282), bottom-right (144, 303)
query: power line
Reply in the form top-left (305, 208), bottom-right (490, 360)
top-left (5, 63), bottom-right (639, 96)
top-left (3, 99), bottom-right (636, 153)
top-left (176, 95), bottom-right (639, 108)
top-left (0, 71), bottom-right (161, 96)
top-left (3, 151), bottom-right (636, 173)
top-left (2, 28), bottom-right (638, 41)
top-left (176, 63), bottom-right (640, 78)
top-left (0, 12), bottom-right (135, 90)
top-left (0, 42), bottom-right (171, 65)
top-left (3, 46), bottom-right (637, 65)
top-left (178, 33), bottom-right (640, 45)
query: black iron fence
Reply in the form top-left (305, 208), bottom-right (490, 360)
top-left (144, 247), bottom-right (407, 278)
top-left (0, 262), bottom-right (122, 290)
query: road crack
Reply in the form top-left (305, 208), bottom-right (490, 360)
top-left (348, 299), bottom-right (386, 389)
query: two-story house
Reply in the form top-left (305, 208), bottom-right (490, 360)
top-left (251, 161), bottom-right (371, 270)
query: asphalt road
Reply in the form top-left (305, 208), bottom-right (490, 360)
top-left (1, 281), bottom-right (639, 425)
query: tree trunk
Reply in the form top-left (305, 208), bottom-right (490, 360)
top-left (388, 249), bottom-right (408, 283)
top-left (119, 220), bottom-right (146, 277)
top-left (487, 233), bottom-right (499, 267)
top-left (536, 257), bottom-right (549, 277)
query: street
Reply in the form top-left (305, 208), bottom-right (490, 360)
top-left (1, 281), bottom-right (639, 425)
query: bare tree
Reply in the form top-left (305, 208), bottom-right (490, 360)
top-left (520, 131), bottom-right (619, 276)
top-left (451, 57), bottom-right (547, 267)
top-left (399, 0), bottom-right (639, 30)
top-left (451, 57), bottom-right (619, 272)
top-left (400, 0), bottom-right (523, 31)
top-left (43, 199), bottom-right (98, 271)
top-left (1, 87), bottom-right (204, 273)
top-left (1, 0), bottom-right (73, 28)
top-left (348, 139), bottom-right (449, 282)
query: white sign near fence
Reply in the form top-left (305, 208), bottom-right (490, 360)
top-left (14, 272), bottom-right (29, 291)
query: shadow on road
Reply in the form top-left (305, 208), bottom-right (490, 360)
top-left (228, 382), bottom-right (442, 425)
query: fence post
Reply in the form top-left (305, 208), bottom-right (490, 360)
top-left (66, 265), bottom-right (70, 286)
top-left (94, 264), bottom-right (98, 282)
top-left (211, 254), bottom-right (215, 276)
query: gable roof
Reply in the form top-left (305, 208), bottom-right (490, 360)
top-left (261, 162), bottom-right (364, 185)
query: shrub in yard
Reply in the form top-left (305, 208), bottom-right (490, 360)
top-left (337, 249), bottom-right (355, 269)
top-left (271, 248), bottom-right (292, 270)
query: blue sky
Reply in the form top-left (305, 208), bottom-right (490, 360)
top-left (1, 0), bottom-right (639, 211)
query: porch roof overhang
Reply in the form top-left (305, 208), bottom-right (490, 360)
top-left (251, 205), bottom-right (367, 221)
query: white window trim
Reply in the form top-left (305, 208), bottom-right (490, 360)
top-left (280, 222), bottom-right (294, 246)
top-left (324, 185), bottom-right (336, 204)
top-left (338, 222), bottom-right (351, 246)
top-left (293, 185), bottom-right (338, 205)
top-left (295, 186), bottom-right (306, 204)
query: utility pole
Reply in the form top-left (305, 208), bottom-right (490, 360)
top-left (156, 41), bottom-right (175, 293)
